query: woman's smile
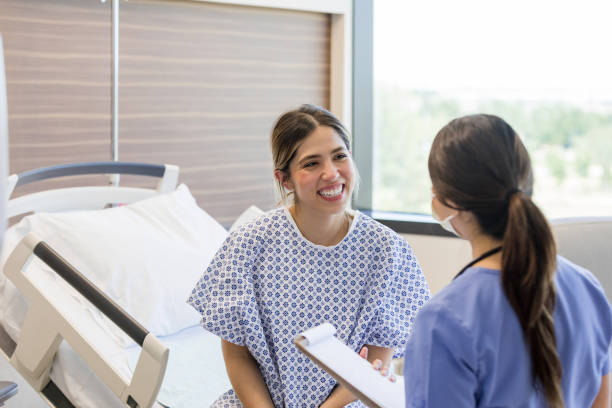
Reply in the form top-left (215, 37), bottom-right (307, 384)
top-left (318, 183), bottom-right (345, 201)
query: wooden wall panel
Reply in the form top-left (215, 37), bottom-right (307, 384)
top-left (119, 0), bottom-right (331, 225)
top-left (1, 0), bottom-right (331, 226)
top-left (0, 0), bottom-right (112, 195)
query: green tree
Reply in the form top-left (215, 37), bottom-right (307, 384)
top-left (545, 148), bottom-right (567, 185)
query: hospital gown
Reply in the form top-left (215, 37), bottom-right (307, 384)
top-left (188, 208), bottom-right (430, 407)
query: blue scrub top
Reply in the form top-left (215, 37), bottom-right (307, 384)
top-left (403, 256), bottom-right (612, 407)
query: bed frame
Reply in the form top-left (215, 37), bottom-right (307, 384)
top-left (1, 162), bottom-right (179, 408)
top-left (6, 162), bottom-right (178, 217)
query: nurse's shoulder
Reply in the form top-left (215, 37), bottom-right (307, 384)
top-left (554, 255), bottom-right (612, 333)
top-left (419, 266), bottom-right (511, 334)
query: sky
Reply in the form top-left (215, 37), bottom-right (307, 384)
top-left (373, 0), bottom-right (612, 102)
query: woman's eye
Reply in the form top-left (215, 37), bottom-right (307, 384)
top-left (303, 162), bottom-right (317, 168)
top-left (335, 153), bottom-right (348, 160)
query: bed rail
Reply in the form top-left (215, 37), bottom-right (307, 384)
top-left (32, 241), bottom-right (148, 346)
top-left (4, 233), bottom-right (169, 408)
top-left (14, 162), bottom-right (166, 189)
top-left (7, 161), bottom-right (179, 196)
top-left (6, 162), bottom-right (179, 218)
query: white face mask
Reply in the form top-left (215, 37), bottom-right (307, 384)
top-left (431, 194), bottom-right (460, 237)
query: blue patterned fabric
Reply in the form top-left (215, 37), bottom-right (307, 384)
top-left (188, 208), bottom-right (430, 407)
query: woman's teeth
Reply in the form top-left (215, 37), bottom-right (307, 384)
top-left (319, 185), bottom-right (343, 197)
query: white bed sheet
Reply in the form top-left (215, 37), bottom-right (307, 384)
top-left (51, 325), bottom-right (230, 408)
top-left (128, 326), bottom-right (231, 408)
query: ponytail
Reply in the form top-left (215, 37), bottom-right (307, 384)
top-left (502, 192), bottom-right (563, 407)
top-left (429, 114), bottom-right (566, 406)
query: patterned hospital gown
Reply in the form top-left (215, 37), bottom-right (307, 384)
top-left (187, 208), bottom-right (430, 407)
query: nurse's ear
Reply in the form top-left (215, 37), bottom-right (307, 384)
top-left (274, 169), bottom-right (293, 191)
top-left (432, 188), bottom-right (459, 212)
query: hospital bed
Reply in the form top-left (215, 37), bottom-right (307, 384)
top-left (0, 162), bottom-right (236, 407)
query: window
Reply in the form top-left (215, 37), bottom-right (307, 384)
top-left (372, 0), bottom-right (612, 218)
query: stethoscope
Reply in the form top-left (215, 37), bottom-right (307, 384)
top-left (454, 246), bottom-right (503, 279)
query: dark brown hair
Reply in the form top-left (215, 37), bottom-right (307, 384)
top-left (270, 104), bottom-right (351, 203)
top-left (428, 114), bottom-right (563, 407)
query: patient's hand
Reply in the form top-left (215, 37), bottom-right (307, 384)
top-left (359, 346), bottom-right (396, 383)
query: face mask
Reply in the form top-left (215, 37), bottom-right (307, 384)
top-left (432, 205), bottom-right (460, 237)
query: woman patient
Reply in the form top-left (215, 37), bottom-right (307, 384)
top-left (188, 104), bottom-right (430, 407)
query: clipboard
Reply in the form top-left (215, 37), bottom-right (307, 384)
top-left (294, 323), bottom-right (405, 408)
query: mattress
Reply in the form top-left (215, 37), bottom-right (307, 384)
top-left (51, 325), bottom-right (230, 408)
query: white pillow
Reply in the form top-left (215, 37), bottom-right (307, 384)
top-left (229, 205), bottom-right (264, 233)
top-left (0, 184), bottom-right (227, 347)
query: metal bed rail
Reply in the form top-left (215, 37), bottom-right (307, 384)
top-left (4, 233), bottom-right (169, 408)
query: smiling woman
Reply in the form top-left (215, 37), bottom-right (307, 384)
top-left (272, 106), bottom-right (356, 245)
top-left (187, 104), bottom-right (431, 408)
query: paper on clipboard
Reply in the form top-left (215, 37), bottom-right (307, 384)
top-left (294, 323), bottom-right (405, 408)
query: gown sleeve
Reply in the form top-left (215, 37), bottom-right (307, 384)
top-left (187, 230), bottom-right (257, 346)
top-left (365, 239), bottom-right (430, 355)
top-left (402, 302), bottom-right (479, 408)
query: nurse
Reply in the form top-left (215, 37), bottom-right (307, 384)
top-left (188, 104), bottom-right (430, 407)
top-left (376, 114), bottom-right (612, 407)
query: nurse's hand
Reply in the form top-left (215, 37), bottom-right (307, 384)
top-left (359, 346), bottom-right (396, 383)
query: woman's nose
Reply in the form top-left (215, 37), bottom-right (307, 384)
top-left (321, 160), bottom-right (339, 180)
